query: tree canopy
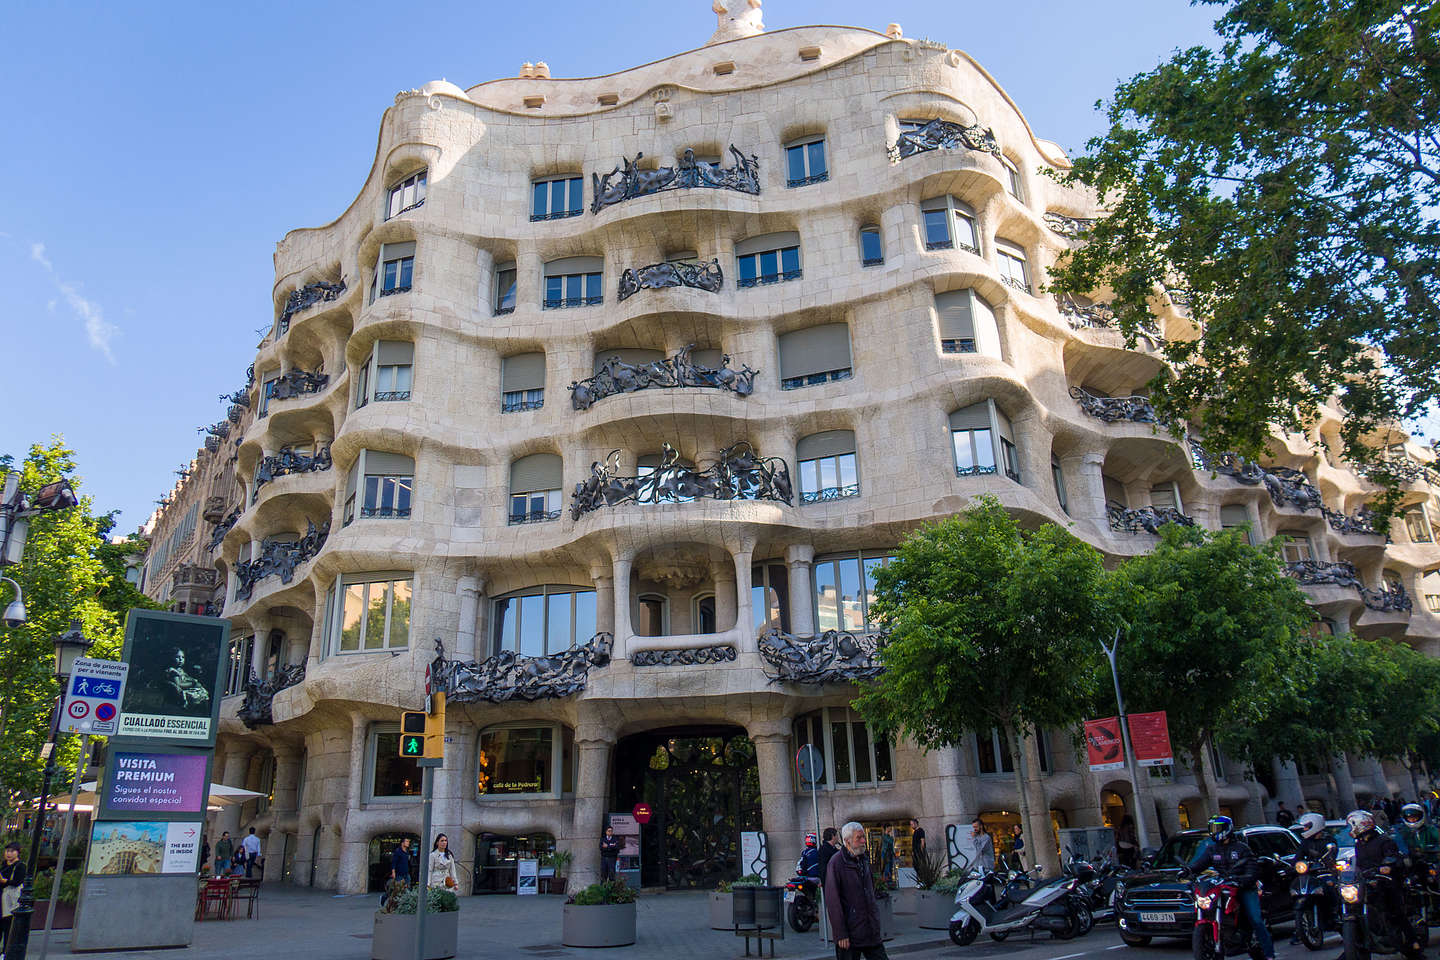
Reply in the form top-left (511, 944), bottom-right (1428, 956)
top-left (1051, 0), bottom-right (1440, 467)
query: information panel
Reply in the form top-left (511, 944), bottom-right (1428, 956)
top-left (102, 750), bottom-right (209, 816)
top-left (117, 612), bottom-right (227, 745)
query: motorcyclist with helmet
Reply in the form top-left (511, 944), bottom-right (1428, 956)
top-left (798, 833), bottom-right (822, 880)
top-left (1290, 813), bottom-right (1339, 945)
top-left (1347, 808), bottom-right (1425, 958)
top-left (1397, 803), bottom-right (1440, 858)
top-left (1184, 815), bottom-right (1276, 960)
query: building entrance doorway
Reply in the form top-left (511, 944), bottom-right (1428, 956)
top-left (612, 726), bottom-right (761, 889)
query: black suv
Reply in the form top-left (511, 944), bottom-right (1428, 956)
top-left (1117, 825), bottom-right (1299, 946)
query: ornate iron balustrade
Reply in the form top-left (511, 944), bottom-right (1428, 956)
top-left (758, 627), bottom-right (887, 684)
top-left (379, 284), bottom-right (411, 298)
top-left (1044, 212), bottom-right (1098, 239)
top-left (200, 421), bottom-right (231, 441)
top-left (277, 279), bottom-right (346, 332)
top-left (571, 442), bottom-right (793, 519)
top-left (359, 505), bottom-right (411, 519)
top-left (501, 392), bottom-right (543, 413)
top-left (617, 259), bottom-right (723, 301)
top-left (1188, 438), bottom-right (1265, 485)
top-left (800, 484), bottom-right (860, 504)
top-left (956, 464), bottom-right (999, 478)
top-left (202, 496), bottom-right (228, 523)
top-left (1286, 559), bottom-right (1363, 588)
top-left (1055, 294), bottom-right (1164, 342)
top-left (1107, 502), bottom-right (1196, 534)
top-left (780, 367), bottom-right (851, 390)
top-left (238, 663), bottom-right (306, 729)
top-left (1362, 582), bottom-right (1413, 613)
top-left (924, 238), bottom-right (980, 255)
top-left (508, 507), bottom-right (561, 525)
top-left (632, 645), bottom-right (737, 667)
top-left (1070, 386), bottom-right (1157, 424)
top-left (1359, 457), bottom-right (1440, 487)
top-left (1001, 276), bottom-right (1032, 295)
top-left (568, 344), bottom-right (757, 411)
top-left (203, 436), bottom-right (222, 453)
top-left (1321, 506), bottom-right (1382, 536)
top-left (264, 368), bottom-right (329, 406)
top-left (220, 388), bottom-right (251, 409)
top-left (253, 445), bottom-right (333, 495)
top-left (888, 119), bottom-right (1001, 162)
top-left (591, 146), bottom-right (760, 213)
top-left (543, 294), bottom-right (603, 309)
top-left (1262, 466), bottom-right (1324, 512)
top-left (941, 338), bottom-right (977, 354)
top-left (737, 268), bottom-right (802, 288)
top-left (233, 520), bottom-right (330, 601)
top-left (787, 172), bottom-right (829, 188)
top-left (208, 507), bottom-right (240, 551)
top-left (227, 404), bottom-right (246, 424)
top-left (430, 633), bottom-right (613, 703)
top-left (373, 390), bottom-right (410, 402)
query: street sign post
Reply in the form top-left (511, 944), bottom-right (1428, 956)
top-left (60, 658), bottom-right (128, 736)
top-left (412, 690), bottom-right (445, 960)
top-left (796, 745), bottom-right (828, 943)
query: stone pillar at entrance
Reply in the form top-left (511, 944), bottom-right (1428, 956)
top-left (265, 745), bottom-right (302, 881)
top-left (217, 745), bottom-right (254, 839)
top-left (1271, 758), bottom-right (1304, 814)
top-left (569, 726), bottom-right (616, 889)
top-left (751, 722), bottom-right (800, 882)
top-left (784, 545), bottom-right (815, 637)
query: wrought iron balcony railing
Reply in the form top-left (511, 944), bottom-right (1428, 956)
top-left (233, 519), bottom-right (330, 601)
top-left (1107, 502), bottom-right (1196, 534)
top-left (591, 146), bottom-right (760, 213)
top-left (359, 506), bottom-right (411, 519)
top-left (888, 118), bottom-right (1002, 162)
top-left (372, 390), bottom-right (410, 402)
top-left (1362, 582), bottom-right (1413, 614)
top-left (261, 368), bottom-right (329, 411)
top-left (508, 508), bottom-right (561, 526)
top-left (568, 344), bottom-right (757, 410)
top-left (276, 279), bottom-right (345, 333)
top-left (632, 645), bottom-right (738, 667)
top-left (780, 367), bottom-right (851, 391)
top-left (501, 393), bottom-right (544, 413)
top-left (786, 172), bottom-right (829, 188)
top-left (861, 256), bottom-right (884, 267)
top-left (1358, 456), bottom-right (1440, 487)
top-left (543, 295), bottom-right (603, 309)
top-left (1001, 276), bottom-right (1032, 295)
top-left (378, 285), bottom-right (411, 298)
top-left (757, 627), bottom-right (887, 684)
top-left (238, 663), bottom-right (306, 729)
top-left (1055, 294), bottom-right (1163, 342)
top-left (941, 338), bottom-right (977, 354)
top-left (430, 634), bottom-right (613, 703)
top-left (1286, 559), bottom-right (1362, 588)
top-left (571, 442), bottom-right (792, 519)
top-left (1043, 212), bottom-right (1098, 239)
top-left (252, 445), bottom-right (332, 498)
top-left (1070, 386), bottom-right (1157, 424)
top-left (617, 259), bottom-right (723, 301)
top-left (801, 484), bottom-right (860, 504)
top-left (737, 268), bottom-right (802, 288)
top-left (1321, 506), bottom-right (1382, 536)
top-left (530, 208), bottom-right (583, 223)
top-left (207, 507), bottom-right (240, 551)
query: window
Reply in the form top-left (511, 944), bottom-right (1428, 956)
top-left (736, 231), bottom-right (802, 287)
top-left (1000, 156), bottom-right (1023, 200)
top-left (950, 402), bottom-right (1020, 482)
top-left (494, 262), bottom-right (517, 315)
top-left (920, 196), bottom-right (979, 254)
top-left (995, 239), bottom-right (1030, 293)
top-left (812, 551), bottom-right (894, 633)
top-left (777, 323), bottom-right (852, 389)
top-left (531, 175), bottom-right (583, 221)
top-left (1423, 568), bottom-right (1439, 613)
top-left (785, 137), bottom-right (828, 187)
top-left (1052, 457), bottom-right (1068, 514)
top-left (797, 430), bottom-right (859, 503)
top-left (794, 707), bottom-right (893, 789)
top-left (1103, 475), bottom-right (1128, 508)
top-left (325, 574), bottom-right (413, 653)
top-left (509, 454), bottom-right (562, 524)
top-left (225, 635), bottom-right (255, 696)
top-left (344, 451), bottom-right (414, 524)
top-left (477, 725), bottom-right (574, 798)
top-left (368, 723), bottom-right (421, 799)
top-left (1220, 504), bottom-right (1253, 544)
top-left (695, 595), bottom-right (717, 634)
top-left (501, 353), bottom-right (545, 413)
top-left (975, 729), bottom-right (1014, 776)
top-left (355, 341), bottom-right (414, 407)
top-left (491, 585), bottom-right (597, 656)
top-left (636, 594), bottom-right (667, 637)
top-left (859, 226), bottom-right (884, 266)
top-left (542, 256), bottom-right (602, 308)
top-left (1150, 482), bottom-right (1183, 513)
top-left (386, 170), bottom-right (427, 219)
top-left (1405, 507), bottom-right (1434, 544)
top-left (370, 241), bottom-right (415, 303)
top-left (751, 563), bottom-right (790, 632)
top-left (258, 370), bottom-right (279, 416)
top-left (935, 289), bottom-right (998, 355)
top-left (1277, 529), bottom-right (1314, 563)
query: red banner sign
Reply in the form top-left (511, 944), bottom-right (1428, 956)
top-left (1084, 717), bottom-right (1126, 771)
top-left (632, 802), bottom-right (653, 824)
top-left (1128, 711), bottom-right (1173, 767)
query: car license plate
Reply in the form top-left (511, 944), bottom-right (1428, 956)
top-left (784, 890), bottom-right (796, 903)
top-left (1140, 912), bottom-right (1175, 924)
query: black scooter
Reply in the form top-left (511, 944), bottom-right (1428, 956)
top-left (1338, 864), bottom-right (1429, 960)
top-left (784, 873), bottom-right (819, 932)
top-left (1292, 851), bottom-right (1341, 950)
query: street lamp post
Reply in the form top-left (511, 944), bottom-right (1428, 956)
top-left (5, 621), bottom-right (94, 960)
top-left (1099, 628), bottom-right (1151, 852)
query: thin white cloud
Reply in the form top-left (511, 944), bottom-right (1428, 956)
top-left (27, 241), bottom-right (118, 364)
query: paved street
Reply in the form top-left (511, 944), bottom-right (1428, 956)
top-left (37, 884), bottom-right (1355, 960)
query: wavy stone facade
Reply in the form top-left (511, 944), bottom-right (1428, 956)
top-left (198, 15), bottom-right (1440, 893)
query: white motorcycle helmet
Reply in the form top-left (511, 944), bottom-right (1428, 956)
top-left (1296, 812), bottom-right (1326, 838)
top-left (1345, 809), bottom-right (1376, 838)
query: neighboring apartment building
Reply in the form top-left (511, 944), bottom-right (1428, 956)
top-left (189, 9), bottom-right (1440, 894)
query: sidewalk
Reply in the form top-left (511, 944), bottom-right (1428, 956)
top-left (43, 886), bottom-right (952, 960)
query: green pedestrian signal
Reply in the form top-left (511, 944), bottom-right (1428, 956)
top-left (402, 736), bottom-right (423, 756)
top-left (399, 711), bottom-right (428, 758)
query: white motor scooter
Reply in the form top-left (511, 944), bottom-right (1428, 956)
top-left (949, 856), bottom-right (1081, 945)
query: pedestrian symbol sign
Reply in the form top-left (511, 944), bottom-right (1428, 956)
top-left (61, 657), bottom-right (129, 736)
top-left (402, 735), bottom-right (423, 757)
top-left (399, 710), bottom-right (428, 758)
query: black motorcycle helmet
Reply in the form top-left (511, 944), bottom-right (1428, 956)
top-left (1207, 815), bottom-right (1235, 842)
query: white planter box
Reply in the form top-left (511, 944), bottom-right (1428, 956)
top-left (371, 910), bottom-right (458, 960)
top-left (562, 901), bottom-right (636, 948)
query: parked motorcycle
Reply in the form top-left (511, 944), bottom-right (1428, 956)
top-left (783, 873), bottom-right (819, 932)
top-left (1338, 863), bottom-right (1429, 960)
top-left (1292, 850), bottom-right (1341, 949)
top-left (948, 860), bottom-right (1082, 945)
top-left (1189, 869), bottom-right (1270, 960)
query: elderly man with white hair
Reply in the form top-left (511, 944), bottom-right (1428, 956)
top-left (823, 821), bottom-right (889, 959)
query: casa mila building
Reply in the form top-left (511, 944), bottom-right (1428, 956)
top-left (184, 1), bottom-right (1440, 894)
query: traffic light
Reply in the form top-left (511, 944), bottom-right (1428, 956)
top-left (399, 711), bottom-right (427, 758)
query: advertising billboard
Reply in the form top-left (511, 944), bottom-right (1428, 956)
top-left (100, 749), bottom-right (210, 817)
top-left (1128, 711), bottom-right (1174, 766)
top-left (1084, 716), bottom-right (1126, 771)
top-left (117, 611), bottom-right (227, 745)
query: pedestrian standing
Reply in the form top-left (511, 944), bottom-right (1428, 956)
top-left (818, 827), bottom-right (840, 884)
top-left (1, 842), bottom-right (27, 956)
top-left (880, 826), bottom-right (896, 886)
top-left (1115, 816), bottom-right (1138, 869)
top-left (1009, 824), bottom-right (1026, 871)
top-left (214, 831), bottom-right (234, 876)
top-left (428, 835), bottom-right (458, 891)
top-left (201, 834), bottom-right (211, 873)
top-left (1275, 802), bottom-right (1294, 828)
top-left (824, 822), bottom-right (889, 960)
top-left (599, 826), bottom-right (620, 882)
top-left (241, 827), bottom-right (262, 879)
top-left (391, 838), bottom-right (412, 885)
top-left (909, 819), bottom-right (926, 860)
top-left (970, 818), bottom-right (995, 872)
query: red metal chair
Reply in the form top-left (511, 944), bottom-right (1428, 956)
top-left (196, 878), bottom-right (233, 920)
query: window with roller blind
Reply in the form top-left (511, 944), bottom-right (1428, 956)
top-left (531, 175), bottom-right (584, 221)
top-left (859, 226), bottom-right (884, 266)
top-left (1220, 504), bottom-right (1254, 543)
top-left (542, 256), bottom-right (602, 308)
top-left (355, 341), bottom-right (413, 407)
top-left (386, 170), bottom-right (427, 219)
top-left (920, 196), bottom-right (979, 254)
top-left (494, 261), bottom-right (517, 315)
top-left (778, 323), bottom-right (852, 390)
top-left (344, 451), bottom-right (415, 524)
top-left (501, 353), bottom-right (545, 413)
top-left (510, 454), bottom-right (563, 524)
top-left (370, 241), bottom-right (415, 303)
top-left (797, 430), bottom-right (859, 503)
top-left (736, 232), bottom-right (802, 287)
top-left (934, 289), bottom-right (999, 356)
top-left (995, 238), bottom-right (1031, 294)
top-left (950, 402), bottom-right (1020, 483)
top-left (1276, 528), bottom-right (1315, 563)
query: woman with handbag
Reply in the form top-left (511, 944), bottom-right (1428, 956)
top-left (1, 842), bottom-right (27, 955)
top-left (428, 834), bottom-right (458, 892)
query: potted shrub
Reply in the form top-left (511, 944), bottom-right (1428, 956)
top-left (912, 848), bottom-right (955, 929)
top-left (727, 873), bottom-right (766, 929)
top-left (372, 884), bottom-right (459, 960)
top-left (871, 869), bottom-right (896, 941)
top-left (544, 849), bottom-right (573, 895)
top-left (710, 879), bottom-right (736, 930)
top-left (562, 879), bottom-right (637, 947)
top-left (31, 869), bottom-right (80, 930)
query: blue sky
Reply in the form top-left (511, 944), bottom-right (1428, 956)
top-left (0, 0), bottom-right (1365, 530)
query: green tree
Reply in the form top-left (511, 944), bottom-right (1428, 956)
top-left (1050, 0), bottom-right (1440, 469)
top-left (1111, 525), bottom-right (1314, 817)
top-left (853, 497), bottom-right (1112, 873)
top-left (1362, 638), bottom-right (1440, 799)
top-left (0, 438), bottom-right (160, 816)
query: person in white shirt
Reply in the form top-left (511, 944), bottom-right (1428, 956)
top-left (428, 834), bottom-right (458, 891)
top-left (240, 828), bottom-right (263, 879)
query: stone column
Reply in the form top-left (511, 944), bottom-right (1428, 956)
top-left (217, 746), bottom-right (255, 838)
top-left (751, 721), bottom-right (800, 881)
top-left (1331, 754), bottom-right (1359, 812)
top-left (348, 713), bottom-right (369, 811)
top-left (336, 713), bottom-right (373, 895)
top-left (593, 572), bottom-right (615, 636)
top-left (568, 726), bottom-right (616, 889)
top-left (732, 545), bottom-right (754, 649)
top-left (1062, 452), bottom-right (1108, 526)
top-left (611, 555), bottom-right (633, 659)
top-left (785, 545), bottom-right (815, 636)
top-left (1271, 758), bottom-right (1305, 813)
top-left (455, 575), bottom-right (482, 661)
top-left (434, 725), bottom-right (475, 855)
top-left (250, 625), bottom-right (270, 682)
top-left (714, 569), bottom-right (738, 635)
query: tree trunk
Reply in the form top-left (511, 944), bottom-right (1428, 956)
top-left (1405, 753), bottom-right (1422, 802)
top-left (1006, 723), bottom-right (1054, 875)
top-left (1191, 738), bottom-right (1217, 819)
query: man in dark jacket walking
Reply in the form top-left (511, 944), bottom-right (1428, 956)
top-left (824, 822), bottom-right (889, 960)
